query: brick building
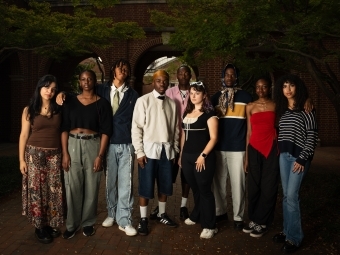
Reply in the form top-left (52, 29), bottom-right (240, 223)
top-left (0, 0), bottom-right (339, 146)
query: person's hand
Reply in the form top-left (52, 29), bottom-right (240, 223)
top-left (62, 153), bottom-right (71, 172)
top-left (293, 161), bottom-right (304, 173)
top-left (244, 160), bottom-right (248, 174)
top-left (19, 160), bottom-right (27, 176)
top-left (195, 155), bottom-right (205, 172)
top-left (93, 157), bottom-right (103, 172)
top-left (137, 156), bottom-right (147, 168)
top-left (56, 92), bottom-right (66, 106)
top-left (178, 154), bottom-right (182, 168)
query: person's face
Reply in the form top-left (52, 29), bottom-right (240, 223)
top-left (79, 72), bottom-right (96, 91)
top-left (113, 64), bottom-right (129, 82)
top-left (153, 75), bottom-right (169, 94)
top-left (189, 87), bottom-right (205, 105)
top-left (40, 82), bottom-right (57, 100)
top-left (255, 79), bottom-right (270, 99)
top-left (177, 67), bottom-right (191, 86)
top-left (224, 67), bottom-right (237, 87)
top-left (283, 82), bottom-right (296, 100)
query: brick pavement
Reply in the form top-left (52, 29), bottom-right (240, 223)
top-left (0, 144), bottom-right (339, 255)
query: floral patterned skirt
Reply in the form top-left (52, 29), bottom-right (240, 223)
top-left (22, 145), bottom-right (64, 228)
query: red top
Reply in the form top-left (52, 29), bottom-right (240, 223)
top-left (249, 111), bottom-right (277, 158)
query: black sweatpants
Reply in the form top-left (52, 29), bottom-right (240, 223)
top-left (181, 152), bottom-right (216, 229)
top-left (247, 142), bottom-right (279, 226)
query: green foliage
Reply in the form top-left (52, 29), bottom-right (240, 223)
top-left (0, 156), bottom-right (21, 196)
top-left (0, 0), bottom-right (145, 62)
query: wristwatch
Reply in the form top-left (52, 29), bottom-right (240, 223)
top-left (201, 153), bottom-right (207, 158)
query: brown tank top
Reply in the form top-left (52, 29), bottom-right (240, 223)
top-left (27, 113), bottom-right (61, 148)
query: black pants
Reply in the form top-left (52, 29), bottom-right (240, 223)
top-left (172, 153), bottom-right (188, 184)
top-left (181, 152), bottom-right (216, 229)
top-left (247, 142), bottom-right (279, 226)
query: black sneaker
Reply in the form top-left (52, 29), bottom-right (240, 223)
top-left (83, 226), bottom-right (95, 237)
top-left (234, 220), bottom-right (244, 230)
top-left (138, 217), bottom-right (149, 236)
top-left (243, 221), bottom-right (256, 233)
top-left (44, 226), bottom-right (60, 238)
top-left (282, 240), bottom-right (299, 253)
top-left (180, 207), bottom-right (189, 220)
top-left (250, 224), bottom-right (268, 237)
top-left (149, 206), bottom-right (159, 220)
top-left (158, 213), bottom-right (177, 227)
top-left (216, 213), bottom-right (228, 223)
top-left (273, 232), bottom-right (286, 243)
top-left (35, 228), bottom-right (53, 244)
top-left (62, 227), bottom-right (80, 239)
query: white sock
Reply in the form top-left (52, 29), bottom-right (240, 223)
top-left (181, 197), bottom-right (188, 208)
top-left (158, 201), bottom-right (166, 217)
top-left (140, 206), bottom-right (148, 218)
top-left (261, 225), bottom-right (266, 228)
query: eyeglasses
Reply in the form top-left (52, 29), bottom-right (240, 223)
top-left (190, 81), bottom-right (205, 88)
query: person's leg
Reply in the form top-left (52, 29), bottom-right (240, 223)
top-left (212, 151), bottom-right (228, 217)
top-left (81, 138), bottom-right (102, 230)
top-left (180, 169), bottom-right (191, 220)
top-left (103, 144), bottom-right (118, 225)
top-left (116, 143), bottom-right (135, 228)
top-left (226, 151), bottom-right (246, 224)
top-left (64, 137), bottom-right (84, 232)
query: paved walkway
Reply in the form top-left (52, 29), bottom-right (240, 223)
top-left (0, 144), bottom-right (339, 255)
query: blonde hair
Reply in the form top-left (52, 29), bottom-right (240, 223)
top-left (153, 70), bottom-right (169, 80)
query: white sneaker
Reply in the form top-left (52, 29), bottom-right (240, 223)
top-left (200, 228), bottom-right (218, 239)
top-left (102, 217), bottom-right (115, 227)
top-left (184, 218), bottom-right (196, 225)
top-left (119, 225), bottom-right (137, 236)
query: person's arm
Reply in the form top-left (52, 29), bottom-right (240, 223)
top-left (131, 98), bottom-right (147, 168)
top-left (61, 131), bottom-right (70, 171)
top-left (93, 134), bottom-right (109, 172)
top-left (19, 107), bottom-right (30, 176)
top-left (244, 103), bottom-right (253, 173)
top-left (178, 129), bottom-right (185, 168)
top-left (195, 116), bottom-right (218, 172)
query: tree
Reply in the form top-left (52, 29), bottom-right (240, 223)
top-left (0, 0), bottom-right (145, 63)
top-left (150, 0), bottom-right (340, 130)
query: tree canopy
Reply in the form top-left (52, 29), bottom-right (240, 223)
top-left (0, 0), bottom-right (145, 63)
top-left (150, 0), bottom-right (340, 128)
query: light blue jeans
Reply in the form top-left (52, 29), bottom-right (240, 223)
top-left (280, 152), bottom-right (310, 246)
top-left (105, 144), bottom-right (135, 228)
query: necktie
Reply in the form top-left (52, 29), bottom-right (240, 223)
top-left (157, 96), bottom-right (165, 100)
top-left (112, 91), bottom-right (119, 115)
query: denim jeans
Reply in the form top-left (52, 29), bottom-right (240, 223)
top-left (105, 143), bottom-right (135, 228)
top-left (280, 152), bottom-right (311, 246)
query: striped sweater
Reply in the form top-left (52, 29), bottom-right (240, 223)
top-left (278, 109), bottom-right (318, 166)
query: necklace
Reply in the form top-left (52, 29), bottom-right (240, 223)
top-left (256, 100), bottom-right (270, 110)
top-left (179, 90), bottom-right (188, 105)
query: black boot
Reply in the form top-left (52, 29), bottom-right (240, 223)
top-left (35, 228), bottom-right (53, 244)
top-left (44, 226), bottom-right (61, 238)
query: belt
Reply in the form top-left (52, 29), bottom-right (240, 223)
top-left (69, 133), bottom-right (100, 140)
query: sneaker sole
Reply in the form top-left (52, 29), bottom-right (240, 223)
top-left (200, 229), bottom-right (218, 239)
top-left (119, 226), bottom-right (137, 236)
top-left (83, 228), bottom-right (96, 237)
top-left (250, 231), bottom-right (268, 238)
top-left (102, 223), bottom-right (114, 227)
top-left (242, 228), bottom-right (254, 234)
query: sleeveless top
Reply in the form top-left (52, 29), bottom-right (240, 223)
top-left (249, 111), bottom-right (277, 158)
top-left (182, 111), bottom-right (216, 154)
top-left (27, 113), bottom-right (61, 148)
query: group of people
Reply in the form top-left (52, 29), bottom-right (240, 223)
top-left (19, 59), bottom-right (318, 253)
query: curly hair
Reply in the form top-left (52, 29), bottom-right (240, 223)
top-left (274, 74), bottom-right (308, 121)
top-left (109, 58), bottom-right (131, 86)
top-left (27, 75), bottom-right (60, 124)
top-left (185, 82), bottom-right (214, 114)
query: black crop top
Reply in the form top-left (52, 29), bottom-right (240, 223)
top-left (182, 111), bottom-right (216, 153)
top-left (61, 96), bottom-right (113, 137)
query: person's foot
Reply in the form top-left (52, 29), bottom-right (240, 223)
top-left (184, 218), bottom-right (196, 225)
top-left (83, 226), bottom-right (95, 237)
top-left (138, 217), bottom-right (149, 236)
top-left (149, 206), bottom-right (159, 220)
top-left (35, 228), bottom-right (53, 244)
top-left (233, 220), bottom-right (244, 230)
top-left (158, 213), bottom-right (177, 227)
top-left (102, 217), bottom-right (115, 227)
top-left (242, 221), bottom-right (256, 234)
top-left (62, 227), bottom-right (80, 239)
top-left (216, 213), bottom-right (228, 223)
top-left (250, 224), bottom-right (268, 237)
top-left (119, 225), bottom-right (137, 236)
top-left (282, 240), bottom-right (299, 253)
top-left (200, 228), bottom-right (218, 239)
top-left (179, 207), bottom-right (189, 220)
top-left (273, 232), bottom-right (286, 243)
top-left (44, 226), bottom-right (60, 238)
